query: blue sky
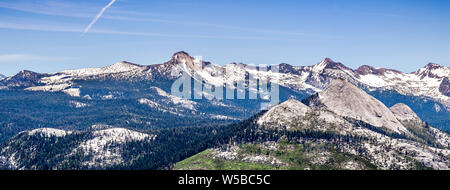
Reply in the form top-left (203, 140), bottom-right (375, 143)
top-left (0, 0), bottom-right (449, 76)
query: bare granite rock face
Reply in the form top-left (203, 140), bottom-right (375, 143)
top-left (390, 103), bottom-right (421, 121)
top-left (390, 103), bottom-right (450, 148)
top-left (317, 79), bottom-right (408, 134)
top-left (257, 99), bottom-right (310, 128)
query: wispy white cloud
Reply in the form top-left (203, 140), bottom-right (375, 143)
top-left (83, 0), bottom-right (116, 34)
top-left (0, 0), bottom-right (308, 38)
top-left (0, 54), bottom-right (71, 63)
top-left (0, 20), bottom-right (291, 41)
top-left (0, 20), bottom-right (83, 33)
top-left (0, 1), bottom-right (163, 21)
top-left (363, 12), bottom-right (403, 18)
top-left (89, 29), bottom-right (282, 40)
top-left (0, 1), bottom-right (95, 18)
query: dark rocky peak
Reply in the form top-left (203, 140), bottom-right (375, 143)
top-left (439, 77), bottom-right (450, 97)
top-left (425, 62), bottom-right (443, 70)
top-left (12, 70), bottom-right (44, 80)
top-left (165, 51), bottom-right (209, 70)
top-left (355, 65), bottom-right (402, 76)
top-left (3, 70), bottom-right (47, 88)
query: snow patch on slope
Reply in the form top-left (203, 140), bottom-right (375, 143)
top-left (27, 128), bottom-right (71, 138)
top-left (138, 98), bottom-right (159, 108)
top-left (209, 114), bottom-right (239, 120)
top-left (24, 73), bottom-right (81, 97)
top-left (70, 128), bottom-right (156, 168)
top-left (69, 101), bottom-right (89, 108)
top-left (150, 87), bottom-right (197, 110)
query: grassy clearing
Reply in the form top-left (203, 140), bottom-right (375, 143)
top-left (174, 141), bottom-right (378, 170)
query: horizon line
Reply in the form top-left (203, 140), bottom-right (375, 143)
top-left (0, 51), bottom-right (445, 77)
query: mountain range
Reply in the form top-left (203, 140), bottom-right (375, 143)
top-left (0, 51), bottom-right (449, 170)
top-left (0, 51), bottom-right (448, 132)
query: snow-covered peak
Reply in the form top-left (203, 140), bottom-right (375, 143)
top-left (414, 63), bottom-right (450, 79)
top-left (27, 128), bottom-right (71, 138)
top-left (310, 58), bottom-right (350, 73)
top-left (92, 128), bottom-right (154, 141)
top-left (107, 61), bottom-right (143, 71)
top-left (311, 59), bottom-right (329, 72)
top-left (62, 61), bottom-right (143, 77)
top-left (390, 103), bottom-right (421, 121)
top-left (257, 99), bottom-right (311, 127)
top-left (318, 79), bottom-right (408, 134)
top-left (0, 74), bottom-right (5, 80)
